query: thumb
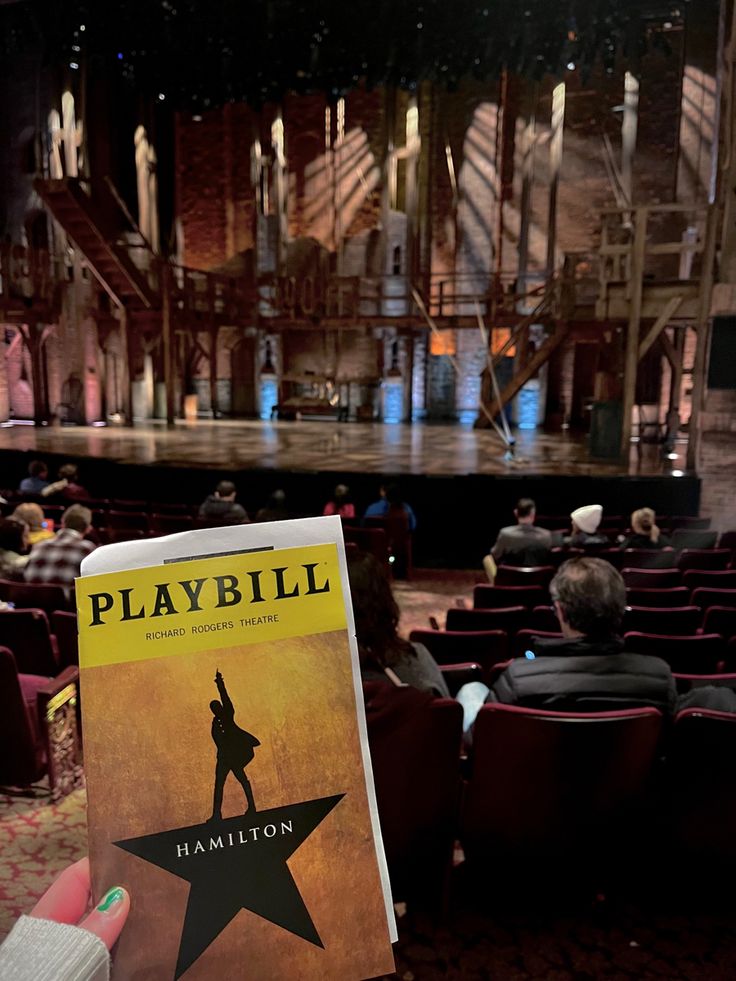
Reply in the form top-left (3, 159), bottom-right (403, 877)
top-left (79, 885), bottom-right (130, 950)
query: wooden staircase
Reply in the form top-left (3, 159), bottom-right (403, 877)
top-left (34, 178), bottom-right (157, 310)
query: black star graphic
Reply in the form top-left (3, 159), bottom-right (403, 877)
top-left (114, 795), bottom-right (344, 979)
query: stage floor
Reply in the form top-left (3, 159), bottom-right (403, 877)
top-left (0, 419), bottom-right (688, 477)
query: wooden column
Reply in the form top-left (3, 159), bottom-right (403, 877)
top-left (120, 307), bottom-right (135, 426)
top-left (668, 326), bottom-right (686, 417)
top-left (620, 207), bottom-right (648, 457)
top-left (403, 334), bottom-right (415, 423)
top-left (162, 265), bottom-right (176, 426)
top-left (517, 84), bottom-right (538, 297)
top-left (209, 325), bottom-right (219, 419)
top-left (546, 83), bottom-right (566, 277)
top-left (404, 97), bottom-right (420, 287)
top-left (621, 72), bottom-right (639, 206)
top-left (687, 201), bottom-right (719, 470)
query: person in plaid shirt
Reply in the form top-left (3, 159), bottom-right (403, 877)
top-left (24, 504), bottom-right (95, 589)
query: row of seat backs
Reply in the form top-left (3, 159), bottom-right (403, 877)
top-left (8, 497), bottom-right (201, 516)
top-left (365, 686), bottom-right (736, 897)
top-left (446, 603), bottom-right (736, 637)
top-left (411, 626), bottom-right (736, 679)
top-left (0, 645), bottom-right (79, 790)
top-left (533, 514), bottom-right (712, 532)
top-left (496, 566), bottom-right (736, 589)
top-left (512, 547), bottom-right (733, 572)
top-left (476, 582), bottom-right (736, 611)
top-left (0, 609), bottom-right (77, 675)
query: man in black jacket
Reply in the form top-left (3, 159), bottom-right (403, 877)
top-left (199, 480), bottom-right (249, 524)
top-left (457, 557), bottom-right (677, 730)
top-left (491, 556), bottom-right (677, 713)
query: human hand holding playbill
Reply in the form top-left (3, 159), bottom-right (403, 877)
top-left (0, 857), bottom-right (130, 981)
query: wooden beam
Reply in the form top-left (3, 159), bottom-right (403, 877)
top-left (687, 200), bottom-right (719, 469)
top-left (668, 327), bottom-right (686, 415)
top-left (621, 71), bottom-right (639, 206)
top-left (638, 294), bottom-right (684, 360)
top-left (546, 83), bottom-right (565, 276)
top-left (620, 206), bottom-right (648, 457)
top-left (517, 83), bottom-right (538, 295)
top-left (657, 329), bottom-right (679, 368)
top-left (119, 307), bottom-right (135, 426)
top-left (162, 265), bottom-right (176, 426)
top-left (487, 322), bottom-right (571, 419)
top-left (209, 325), bottom-right (219, 419)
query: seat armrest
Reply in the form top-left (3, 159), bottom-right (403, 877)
top-left (36, 667), bottom-right (81, 800)
top-left (37, 666), bottom-right (79, 700)
top-left (439, 662), bottom-right (483, 695)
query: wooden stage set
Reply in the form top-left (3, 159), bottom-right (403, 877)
top-left (0, 420), bottom-right (700, 568)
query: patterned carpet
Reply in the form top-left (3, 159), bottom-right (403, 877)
top-left (0, 785), bottom-right (87, 939)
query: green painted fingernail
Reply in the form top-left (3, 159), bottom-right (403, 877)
top-left (97, 887), bottom-right (125, 912)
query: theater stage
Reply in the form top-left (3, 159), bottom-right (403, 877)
top-left (0, 420), bottom-right (699, 567)
top-left (0, 418), bottom-right (689, 477)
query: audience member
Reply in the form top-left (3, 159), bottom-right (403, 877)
top-left (42, 463), bottom-right (90, 501)
top-left (348, 550), bottom-right (449, 697)
top-left (563, 504), bottom-right (609, 549)
top-left (19, 460), bottom-right (49, 496)
top-left (255, 489), bottom-right (289, 523)
top-left (11, 502), bottom-right (55, 545)
top-left (199, 480), bottom-right (249, 524)
top-left (457, 557), bottom-right (676, 728)
top-left (323, 483), bottom-right (355, 519)
top-left (0, 518), bottom-right (30, 579)
top-left (24, 504), bottom-right (95, 589)
top-left (484, 497), bottom-right (552, 580)
top-left (619, 507), bottom-right (672, 550)
top-left (364, 483), bottom-right (417, 531)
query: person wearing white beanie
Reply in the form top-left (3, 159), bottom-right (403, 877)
top-left (565, 504), bottom-right (609, 548)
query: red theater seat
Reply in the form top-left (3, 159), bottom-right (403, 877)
top-left (678, 549), bottom-right (731, 572)
top-left (621, 549), bottom-right (678, 569)
top-left (511, 629), bottom-right (564, 658)
top-left (51, 611), bottom-right (79, 670)
top-left (671, 529), bottom-right (719, 550)
top-left (702, 606), bottom-right (736, 639)
top-left (446, 606), bottom-right (527, 634)
top-left (691, 588), bottom-right (736, 611)
top-left (668, 708), bottom-right (736, 863)
top-left (494, 565), bottom-right (555, 587)
top-left (461, 704), bottom-right (662, 867)
top-left (623, 632), bottom-right (725, 674)
top-left (149, 512), bottom-right (196, 535)
top-left (625, 587), bottom-right (690, 608)
top-left (473, 584), bottom-right (547, 610)
top-left (0, 581), bottom-right (71, 616)
top-left (363, 682), bottom-right (462, 907)
top-left (0, 609), bottom-right (59, 675)
top-left (528, 605), bottom-right (561, 632)
top-left (364, 512), bottom-right (413, 579)
top-left (106, 510), bottom-right (149, 533)
top-left (682, 569), bottom-right (736, 592)
top-left (409, 629), bottom-right (509, 684)
top-left (623, 606), bottom-right (701, 635)
top-left (0, 646), bottom-right (80, 797)
top-left (622, 568), bottom-right (681, 589)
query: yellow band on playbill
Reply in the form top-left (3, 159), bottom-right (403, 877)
top-left (77, 542), bottom-right (346, 668)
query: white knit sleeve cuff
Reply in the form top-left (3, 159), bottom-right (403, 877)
top-left (0, 914), bottom-right (110, 981)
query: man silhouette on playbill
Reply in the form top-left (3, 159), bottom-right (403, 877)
top-left (210, 670), bottom-right (260, 820)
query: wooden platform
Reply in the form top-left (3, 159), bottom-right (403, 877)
top-left (0, 420), bottom-right (699, 567)
top-left (0, 419), bottom-right (689, 478)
